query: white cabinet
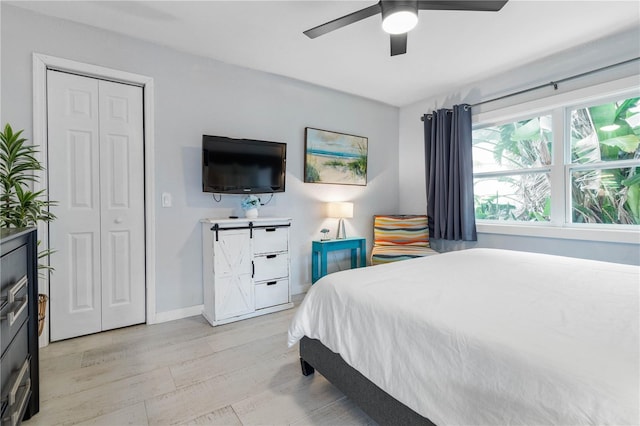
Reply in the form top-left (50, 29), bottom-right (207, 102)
top-left (201, 217), bottom-right (293, 326)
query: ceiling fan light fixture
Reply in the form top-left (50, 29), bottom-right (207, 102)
top-left (382, 10), bottom-right (418, 34)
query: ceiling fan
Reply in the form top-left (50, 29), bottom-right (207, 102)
top-left (303, 1), bottom-right (509, 56)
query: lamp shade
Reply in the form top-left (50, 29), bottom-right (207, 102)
top-left (327, 202), bottom-right (354, 219)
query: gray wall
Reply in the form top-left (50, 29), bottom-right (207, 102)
top-left (398, 27), bottom-right (640, 265)
top-left (1, 5), bottom-right (400, 313)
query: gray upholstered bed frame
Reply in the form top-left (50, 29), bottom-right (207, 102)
top-left (299, 336), bottom-right (435, 425)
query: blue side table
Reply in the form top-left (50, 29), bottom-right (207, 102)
top-left (311, 237), bottom-right (367, 284)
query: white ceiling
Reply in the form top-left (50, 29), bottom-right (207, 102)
top-left (9, 1), bottom-right (640, 106)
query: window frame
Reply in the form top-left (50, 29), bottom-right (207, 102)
top-left (564, 94), bottom-right (640, 226)
top-left (472, 75), bottom-right (640, 244)
top-left (472, 112), bottom-right (554, 223)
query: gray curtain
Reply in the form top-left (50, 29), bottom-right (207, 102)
top-left (424, 104), bottom-right (477, 241)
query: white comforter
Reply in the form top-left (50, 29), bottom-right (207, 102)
top-left (288, 248), bottom-right (639, 425)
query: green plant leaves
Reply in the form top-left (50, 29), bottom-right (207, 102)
top-left (510, 117), bottom-right (541, 141)
top-left (1, 123), bottom-right (58, 273)
top-left (0, 123), bottom-right (55, 227)
top-left (599, 135), bottom-right (640, 153)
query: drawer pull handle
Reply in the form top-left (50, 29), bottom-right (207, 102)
top-left (265, 228), bottom-right (276, 232)
top-left (8, 376), bottom-right (31, 426)
top-left (266, 281), bottom-right (277, 286)
top-left (2, 295), bottom-right (28, 327)
top-left (266, 254), bottom-right (277, 259)
top-left (9, 358), bottom-right (30, 406)
top-left (9, 276), bottom-right (28, 303)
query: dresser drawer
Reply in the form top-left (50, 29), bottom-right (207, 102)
top-left (255, 279), bottom-right (288, 310)
top-left (1, 245), bottom-right (27, 295)
top-left (253, 253), bottom-right (288, 282)
top-left (252, 227), bottom-right (288, 255)
top-left (1, 321), bottom-right (30, 426)
top-left (0, 278), bottom-right (29, 356)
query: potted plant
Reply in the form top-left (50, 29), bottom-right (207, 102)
top-left (0, 123), bottom-right (56, 336)
top-left (241, 194), bottom-right (261, 218)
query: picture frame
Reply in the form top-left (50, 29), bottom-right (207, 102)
top-left (304, 127), bottom-right (368, 186)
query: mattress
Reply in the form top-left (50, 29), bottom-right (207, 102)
top-left (288, 248), bottom-right (640, 425)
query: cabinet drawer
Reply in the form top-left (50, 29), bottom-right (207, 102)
top-left (255, 279), bottom-right (288, 310)
top-left (1, 321), bottom-right (29, 422)
top-left (252, 227), bottom-right (288, 255)
top-left (253, 254), bottom-right (288, 282)
top-left (0, 277), bottom-right (29, 356)
top-left (0, 323), bottom-right (31, 425)
top-left (1, 245), bottom-right (27, 295)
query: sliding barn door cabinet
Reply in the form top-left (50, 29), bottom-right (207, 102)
top-left (201, 218), bottom-right (293, 326)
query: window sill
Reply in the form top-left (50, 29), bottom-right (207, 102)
top-left (477, 222), bottom-right (640, 244)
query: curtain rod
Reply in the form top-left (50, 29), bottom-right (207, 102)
top-left (420, 56), bottom-right (640, 122)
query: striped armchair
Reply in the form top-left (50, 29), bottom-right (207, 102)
top-left (371, 215), bottom-right (438, 265)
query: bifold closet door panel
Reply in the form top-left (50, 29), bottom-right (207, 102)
top-left (48, 71), bottom-right (146, 341)
top-left (98, 80), bottom-right (145, 331)
top-left (48, 71), bottom-right (103, 341)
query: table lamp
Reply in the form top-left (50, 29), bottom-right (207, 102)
top-left (327, 202), bottom-right (354, 239)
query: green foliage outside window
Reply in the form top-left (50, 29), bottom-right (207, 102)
top-left (571, 97), bottom-right (640, 224)
top-left (472, 96), bottom-right (640, 225)
top-left (472, 116), bottom-right (552, 221)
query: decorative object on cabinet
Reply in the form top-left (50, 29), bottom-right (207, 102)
top-left (0, 124), bottom-right (57, 338)
top-left (304, 128), bottom-right (367, 186)
top-left (241, 195), bottom-right (261, 219)
top-left (327, 202), bottom-right (353, 239)
top-left (311, 237), bottom-right (366, 284)
top-left (320, 228), bottom-right (330, 241)
top-left (370, 215), bottom-right (438, 265)
top-left (1, 227), bottom-right (40, 424)
top-left (201, 217), bottom-right (294, 326)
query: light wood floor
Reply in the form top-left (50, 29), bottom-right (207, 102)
top-left (24, 304), bottom-right (377, 426)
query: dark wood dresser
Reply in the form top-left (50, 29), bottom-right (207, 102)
top-left (1, 228), bottom-right (40, 425)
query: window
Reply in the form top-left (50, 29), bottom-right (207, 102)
top-left (472, 115), bottom-right (553, 221)
top-left (568, 97), bottom-right (639, 225)
top-left (472, 92), bottom-right (640, 230)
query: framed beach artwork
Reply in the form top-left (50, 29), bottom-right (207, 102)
top-left (304, 127), bottom-right (368, 186)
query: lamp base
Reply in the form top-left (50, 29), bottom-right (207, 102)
top-left (336, 218), bottom-right (347, 239)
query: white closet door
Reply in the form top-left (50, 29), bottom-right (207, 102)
top-left (98, 80), bottom-right (145, 331)
top-left (48, 71), bottom-right (102, 340)
top-left (48, 71), bottom-right (145, 341)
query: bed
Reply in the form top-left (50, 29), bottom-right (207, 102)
top-left (288, 248), bottom-right (639, 425)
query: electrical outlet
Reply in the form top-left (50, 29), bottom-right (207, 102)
top-left (161, 192), bottom-right (172, 207)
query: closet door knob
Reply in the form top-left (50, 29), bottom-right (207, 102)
top-left (115, 217), bottom-right (123, 224)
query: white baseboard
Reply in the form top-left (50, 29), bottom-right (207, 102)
top-left (291, 292), bottom-right (307, 304)
top-left (151, 304), bottom-right (203, 324)
top-left (293, 283), bottom-right (312, 297)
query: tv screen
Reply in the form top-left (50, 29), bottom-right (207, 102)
top-left (202, 135), bottom-right (286, 194)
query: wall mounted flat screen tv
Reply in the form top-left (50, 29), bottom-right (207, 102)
top-left (202, 135), bottom-right (287, 194)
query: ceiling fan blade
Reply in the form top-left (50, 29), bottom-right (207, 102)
top-left (417, 1), bottom-right (508, 12)
top-left (303, 4), bottom-right (382, 39)
top-left (390, 33), bottom-right (408, 56)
